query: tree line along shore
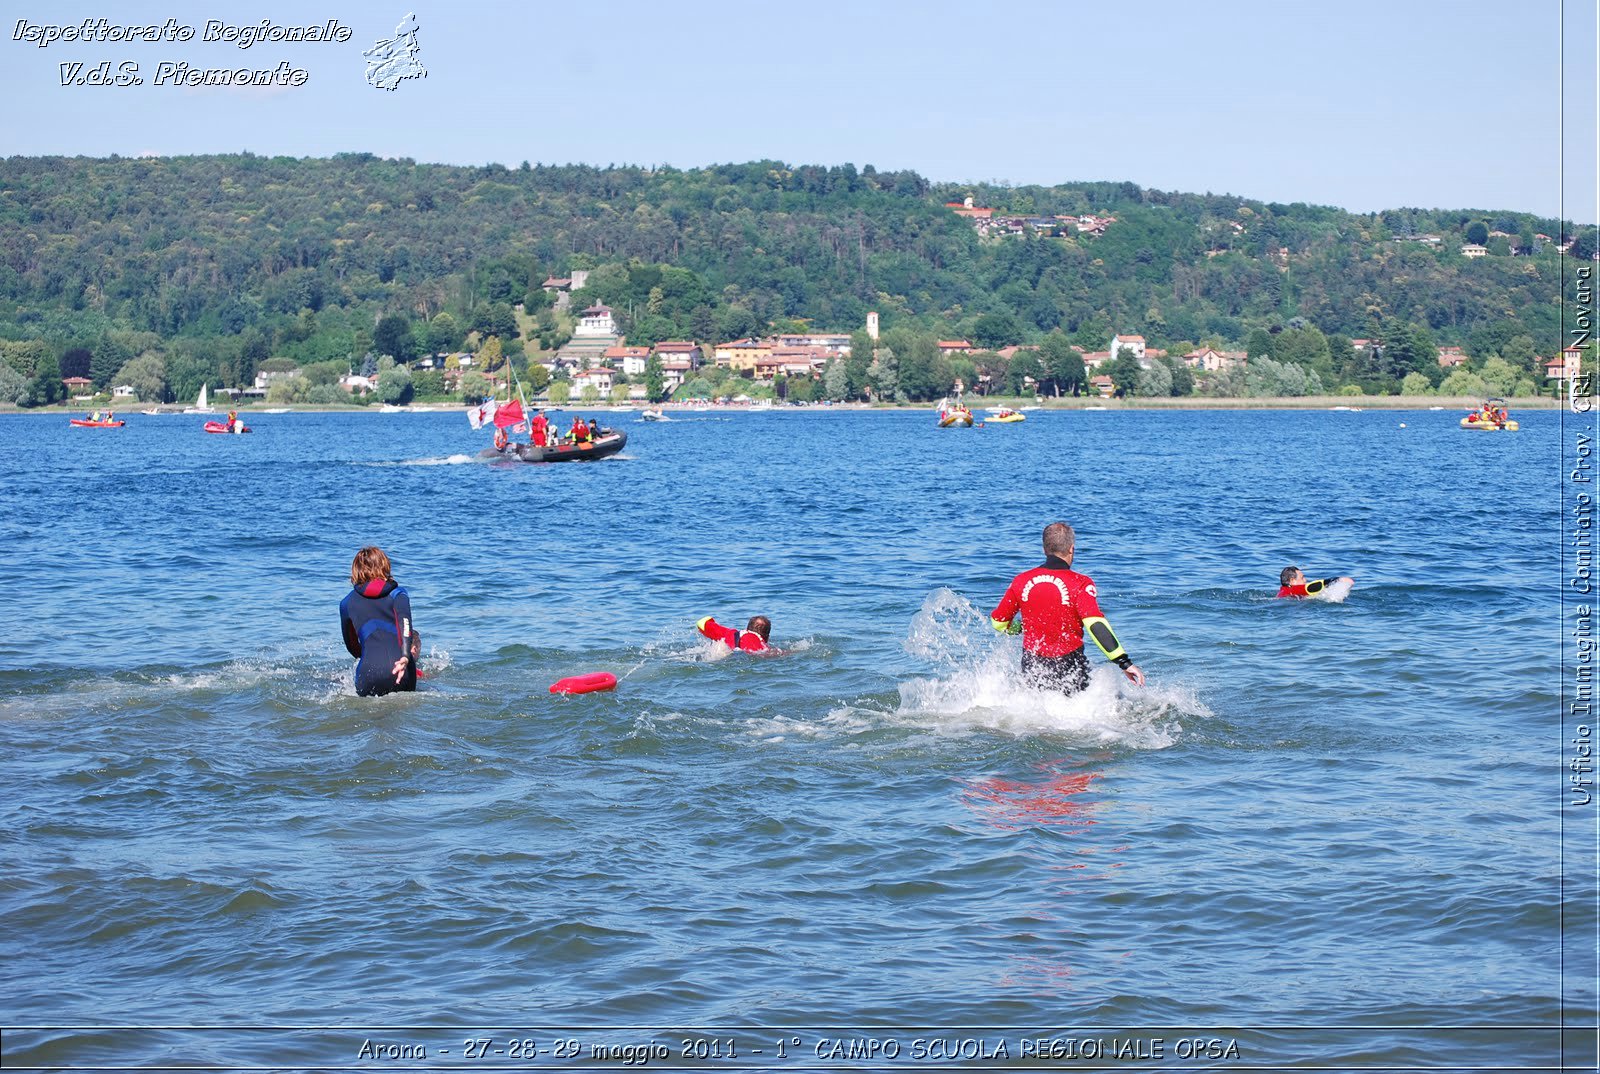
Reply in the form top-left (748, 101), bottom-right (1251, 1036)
top-left (0, 155), bottom-right (1591, 411)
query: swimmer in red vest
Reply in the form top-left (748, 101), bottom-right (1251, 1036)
top-left (1276, 566), bottom-right (1353, 599)
top-left (697, 614), bottom-right (771, 653)
top-left (991, 522), bottom-right (1143, 693)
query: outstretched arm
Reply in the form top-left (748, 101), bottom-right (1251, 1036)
top-left (1083, 615), bottom-right (1144, 686)
top-left (990, 579), bottom-right (1023, 634)
top-left (1303, 577), bottom-right (1348, 596)
top-left (697, 616), bottom-right (737, 646)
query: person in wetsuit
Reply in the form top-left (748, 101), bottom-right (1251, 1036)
top-left (340, 546), bottom-right (422, 696)
top-left (1276, 566), bottom-right (1353, 599)
top-left (991, 522), bottom-right (1144, 693)
top-left (697, 614), bottom-right (771, 653)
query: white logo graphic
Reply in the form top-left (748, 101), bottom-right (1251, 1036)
top-left (364, 12), bottom-right (426, 91)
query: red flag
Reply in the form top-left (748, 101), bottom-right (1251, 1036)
top-left (493, 399), bottom-right (525, 428)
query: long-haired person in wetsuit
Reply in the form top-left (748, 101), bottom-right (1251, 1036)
top-left (340, 546), bottom-right (422, 696)
top-left (991, 522), bottom-right (1144, 693)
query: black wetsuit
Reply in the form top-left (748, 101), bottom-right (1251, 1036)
top-left (340, 578), bottom-right (419, 696)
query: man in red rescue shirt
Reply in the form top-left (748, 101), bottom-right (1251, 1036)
top-left (991, 522), bottom-right (1144, 693)
top-left (697, 615), bottom-right (771, 653)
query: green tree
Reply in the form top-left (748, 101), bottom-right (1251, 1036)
top-left (2, 340), bottom-right (47, 378)
top-left (1245, 328), bottom-right (1275, 361)
top-left (60, 347), bottom-right (93, 380)
top-left (478, 335), bottom-right (504, 372)
top-left (1039, 333), bottom-right (1086, 396)
top-left (427, 312), bottom-right (461, 354)
top-left (867, 347), bottom-right (900, 401)
top-left (644, 354), bottom-right (665, 402)
top-left (411, 370), bottom-right (446, 398)
top-left (972, 311), bottom-right (1024, 350)
top-left (1164, 357), bottom-right (1195, 396)
top-left (1465, 221), bottom-right (1489, 246)
top-left (90, 337), bottom-right (130, 387)
top-left (0, 361), bottom-right (27, 404)
top-left (1480, 356), bottom-right (1518, 396)
top-left (1500, 334), bottom-right (1538, 376)
top-left (1135, 361), bottom-right (1173, 396)
top-left (823, 359), bottom-right (848, 400)
top-left (115, 353), bottom-right (168, 401)
top-left (1439, 369), bottom-right (1489, 397)
top-left (377, 364), bottom-right (414, 404)
top-left (374, 314), bottom-right (416, 362)
top-left (301, 359), bottom-right (346, 387)
top-left (25, 352), bottom-right (64, 407)
top-left (1105, 349), bottom-right (1143, 393)
top-left (1400, 371), bottom-right (1433, 396)
top-left (461, 371), bottom-right (493, 404)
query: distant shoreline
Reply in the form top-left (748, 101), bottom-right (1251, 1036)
top-left (1, 394), bottom-right (1566, 415)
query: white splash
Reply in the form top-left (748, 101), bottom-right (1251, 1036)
top-left (894, 588), bottom-right (1207, 748)
top-left (1311, 578), bottom-right (1355, 603)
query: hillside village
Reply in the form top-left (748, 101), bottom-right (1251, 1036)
top-left (5, 157), bottom-right (1594, 411)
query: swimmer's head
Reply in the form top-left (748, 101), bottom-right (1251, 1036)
top-left (351, 546), bottom-right (393, 586)
top-left (1280, 566), bottom-right (1305, 586)
top-left (746, 615), bottom-right (771, 642)
top-left (1043, 522), bottom-right (1075, 559)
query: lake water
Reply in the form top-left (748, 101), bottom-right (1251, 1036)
top-left (0, 406), bottom-right (1589, 1070)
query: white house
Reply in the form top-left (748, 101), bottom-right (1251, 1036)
top-left (1110, 334), bottom-right (1146, 361)
top-left (605, 346), bottom-right (651, 376)
top-left (254, 369), bottom-right (302, 390)
top-left (661, 360), bottom-right (692, 393)
top-left (1182, 347), bottom-right (1245, 372)
top-left (571, 367), bottom-right (614, 395)
top-left (340, 374), bottom-right (375, 394)
top-left (112, 384), bottom-right (137, 398)
top-left (1461, 244), bottom-right (1488, 258)
top-left (575, 303), bottom-right (617, 337)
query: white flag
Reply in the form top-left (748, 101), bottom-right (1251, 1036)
top-left (466, 399), bottom-right (497, 430)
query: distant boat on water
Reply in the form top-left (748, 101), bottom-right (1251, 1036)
top-left (183, 383), bottom-right (214, 413)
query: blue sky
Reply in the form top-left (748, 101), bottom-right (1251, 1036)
top-left (2, 0), bottom-right (1594, 222)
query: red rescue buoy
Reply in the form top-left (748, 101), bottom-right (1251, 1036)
top-left (549, 672), bottom-right (617, 695)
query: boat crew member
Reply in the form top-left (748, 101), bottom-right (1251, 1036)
top-left (1276, 566), bottom-right (1352, 599)
top-left (990, 522), bottom-right (1144, 693)
top-left (697, 615), bottom-right (772, 653)
top-left (531, 411), bottom-right (549, 447)
top-left (572, 416), bottom-right (590, 443)
top-left (339, 546), bottom-right (422, 696)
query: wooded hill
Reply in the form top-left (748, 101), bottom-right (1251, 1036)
top-left (0, 153), bottom-right (1592, 404)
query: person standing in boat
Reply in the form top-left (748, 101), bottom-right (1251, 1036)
top-left (340, 546), bottom-right (422, 697)
top-left (990, 522), bottom-right (1144, 693)
top-left (530, 410), bottom-right (549, 448)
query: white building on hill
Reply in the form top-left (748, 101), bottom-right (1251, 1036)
top-left (575, 303), bottom-right (617, 337)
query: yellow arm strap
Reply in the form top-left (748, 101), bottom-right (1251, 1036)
top-left (992, 617), bottom-right (1021, 635)
top-left (696, 616), bottom-right (713, 634)
top-left (1083, 616), bottom-right (1127, 662)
